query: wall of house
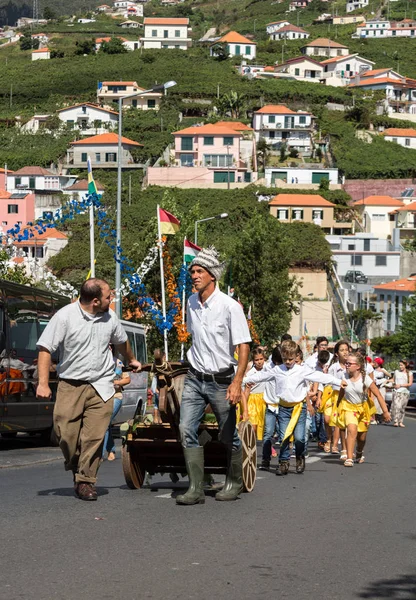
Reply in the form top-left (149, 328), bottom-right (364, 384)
top-left (289, 300), bottom-right (334, 338)
top-left (304, 46), bottom-right (349, 57)
top-left (284, 62), bottom-right (323, 79)
top-left (289, 269), bottom-right (328, 298)
top-left (174, 135), bottom-right (240, 167)
top-left (146, 167), bottom-right (257, 188)
top-left (343, 178), bottom-right (415, 201)
top-left (58, 106), bottom-right (118, 129)
top-left (265, 167), bottom-right (338, 185)
top-left (32, 51), bottom-right (50, 61)
top-left (0, 194), bottom-right (35, 227)
top-left (270, 204), bottom-right (336, 228)
top-left (375, 290), bottom-right (412, 333)
top-left (332, 251), bottom-right (400, 279)
top-left (70, 145), bottom-right (135, 167)
top-left (384, 135), bottom-right (416, 149)
top-left (7, 174), bottom-right (73, 192)
top-left (360, 206), bottom-right (396, 238)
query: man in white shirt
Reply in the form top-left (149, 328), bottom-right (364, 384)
top-left (305, 336), bottom-right (333, 370)
top-left (177, 247), bottom-right (251, 505)
top-left (36, 278), bottom-right (141, 501)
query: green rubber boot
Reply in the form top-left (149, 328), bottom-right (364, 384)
top-left (176, 447), bottom-right (205, 505)
top-left (215, 447), bottom-right (243, 502)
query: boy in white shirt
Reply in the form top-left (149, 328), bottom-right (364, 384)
top-left (244, 340), bottom-right (342, 476)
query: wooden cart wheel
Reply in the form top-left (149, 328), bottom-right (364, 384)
top-left (122, 444), bottom-right (145, 490)
top-left (238, 420), bottom-right (257, 492)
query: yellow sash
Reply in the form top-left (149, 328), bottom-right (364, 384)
top-left (336, 398), bottom-right (376, 430)
top-left (280, 399), bottom-right (304, 443)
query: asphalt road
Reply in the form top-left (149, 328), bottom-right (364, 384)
top-left (1, 420), bottom-right (415, 600)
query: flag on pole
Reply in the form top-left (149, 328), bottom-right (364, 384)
top-left (158, 208), bottom-right (180, 235)
top-left (184, 238), bottom-right (201, 263)
top-left (87, 156), bottom-right (98, 195)
top-left (247, 305), bottom-right (252, 320)
top-left (304, 321), bottom-right (308, 335)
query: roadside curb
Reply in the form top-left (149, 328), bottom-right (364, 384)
top-left (0, 456), bottom-right (62, 470)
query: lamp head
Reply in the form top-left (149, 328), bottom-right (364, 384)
top-left (150, 80), bottom-right (177, 93)
top-left (220, 213), bottom-right (228, 219)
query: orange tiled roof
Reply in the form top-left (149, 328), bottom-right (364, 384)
top-left (373, 277), bottom-right (416, 292)
top-left (57, 102), bottom-right (119, 115)
top-left (0, 189), bottom-right (11, 199)
top-left (96, 37), bottom-right (127, 43)
top-left (216, 31), bottom-right (257, 45)
top-left (215, 121), bottom-right (253, 131)
top-left (173, 123), bottom-right (242, 136)
top-left (353, 195), bottom-right (404, 207)
top-left (302, 37), bottom-right (347, 48)
top-left (269, 194), bottom-right (335, 207)
top-left (361, 68), bottom-right (392, 77)
top-left (32, 47), bottom-right (49, 53)
top-left (14, 227), bottom-right (68, 245)
top-left (277, 24), bottom-right (308, 33)
top-left (71, 133), bottom-right (142, 146)
top-left (13, 166), bottom-right (54, 175)
top-left (0, 168), bottom-right (14, 174)
top-left (263, 66), bottom-right (275, 72)
top-left (321, 53), bottom-right (372, 65)
top-left (64, 179), bottom-right (105, 191)
top-left (144, 17), bottom-right (189, 25)
top-left (255, 104), bottom-right (311, 115)
top-left (348, 77), bottom-right (405, 87)
top-left (102, 81), bottom-right (139, 86)
top-left (394, 201), bottom-right (416, 212)
top-left (383, 128), bottom-right (416, 138)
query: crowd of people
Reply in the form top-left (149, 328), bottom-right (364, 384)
top-left (240, 335), bottom-right (412, 474)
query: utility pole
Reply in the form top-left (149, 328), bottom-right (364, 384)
top-left (128, 174), bottom-right (131, 206)
top-left (9, 84), bottom-right (12, 108)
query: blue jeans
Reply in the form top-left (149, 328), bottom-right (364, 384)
top-left (179, 373), bottom-right (241, 451)
top-left (304, 410), bottom-right (312, 452)
top-left (278, 403), bottom-right (307, 461)
top-left (314, 411), bottom-right (327, 443)
top-left (262, 408), bottom-right (279, 461)
top-left (102, 396), bottom-right (123, 456)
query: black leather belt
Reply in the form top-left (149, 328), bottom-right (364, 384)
top-left (189, 365), bottom-right (234, 384)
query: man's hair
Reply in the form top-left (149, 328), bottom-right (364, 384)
top-left (271, 345), bottom-right (282, 365)
top-left (317, 350), bottom-right (330, 365)
top-left (280, 340), bottom-right (298, 358)
top-left (79, 278), bottom-right (109, 304)
top-left (281, 333), bottom-right (292, 342)
top-left (316, 336), bottom-right (328, 346)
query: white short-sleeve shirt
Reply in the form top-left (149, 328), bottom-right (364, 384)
top-left (343, 374), bottom-right (373, 405)
top-left (186, 287), bottom-right (251, 374)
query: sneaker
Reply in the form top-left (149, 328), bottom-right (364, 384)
top-left (260, 459), bottom-right (270, 470)
top-left (304, 452), bottom-right (309, 459)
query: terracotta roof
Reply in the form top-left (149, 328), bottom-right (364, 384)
top-left (144, 17), bottom-right (189, 25)
top-left (0, 189), bottom-right (11, 199)
top-left (263, 66), bottom-right (275, 72)
top-left (64, 179), bottom-right (105, 191)
top-left (102, 81), bottom-right (139, 86)
top-left (14, 227), bottom-right (68, 245)
top-left (57, 102), bottom-right (119, 116)
top-left (71, 133), bottom-right (142, 146)
top-left (96, 37), bottom-right (127, 43)
top-left (173, 123), bottom-right (241, 136)
top-left (383, 128), bottom-right (416, 138)
top-left (394, 201), bottom-right (416, 212)
top-left (354, 196), bottom-right (404, 207)
top-left (302, 37), bottom-right (348, 48)
top-left (277, 25), bottom-right (308, 33)
top-left (269, 193), bottom-right (335, 207)
top-left (13, 166), bottom-right (55, 176)
top-left (0, 168), bottom-right (14, 174)
top-left (361, 68), bottom-right (395, 77)
top-left (32, 47), bottom-right (49, 53)
top-left (282, 56), bottom-right (323, 66)
top-left (320, 53), bottom-right (373, 65)
top-left (255, 104), bottom-right (311, 115)
top-left (373, 277), bottom-right (416, 292)
top-left (216, 31), bottom-right (257, 45)
top-left (215, 121), bottom-right (253, 131)
top-left (348, 77), bottom-right (407, 87)
top-left (31, 33), bottom-right (47, 37)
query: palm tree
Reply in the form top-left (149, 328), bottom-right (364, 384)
top-left (216, 91), bottom-right (246, 119)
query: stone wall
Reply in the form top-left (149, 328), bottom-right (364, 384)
top-left (343, 178), bottom-right (415, 202)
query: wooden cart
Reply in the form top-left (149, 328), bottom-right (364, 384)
top-left (121, 355), bottom-right (257, 493)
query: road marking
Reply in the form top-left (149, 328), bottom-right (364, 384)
top-left (306, 456), bottom-right (321, 464)
top-left (155, 493), bottom-right (173, 498)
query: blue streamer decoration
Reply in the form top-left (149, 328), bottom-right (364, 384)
top-left (6, 193), bottom-right (181, 335)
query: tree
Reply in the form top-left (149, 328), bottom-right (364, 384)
top-left (43, 6), bottom-right (56, 20)
top-left (256, 138), bottom-right (269, 171)
top-left (100, 38), bottom-right (127, 55)
top-left (216, 91), bottom-right (246, 119)
top-left (398, 295), bottom-right (416, 359)
top-left (211, 44), bottom-right (229, 62)
top-left (74, 38), bottom-right (96, 55)
top-left (319, 177), bottom-right (330, 192)
top-left (279, 143), bottom-right (287, 163)
top-left (51, 50), bottom-right (65, 59)
top-left (0, 250), bottom-right (34, 286)
top-left (20, 32), bottom-right (33, 51)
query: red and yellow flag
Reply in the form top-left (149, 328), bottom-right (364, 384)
top-left (158, 208), bottom-right (180, 235)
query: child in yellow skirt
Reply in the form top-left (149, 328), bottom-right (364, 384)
top-left (336, 351), bottom-right (391, 467)
top-left (242, 347), bottom-right (267, 440)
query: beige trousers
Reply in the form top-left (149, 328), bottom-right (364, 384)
top-left (54, 380), bottom-right (114, 484)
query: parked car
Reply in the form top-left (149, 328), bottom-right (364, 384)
top-left (344, 270), bottom-right (368, 284)
top-left (384, 372), bottom-right (416, 408)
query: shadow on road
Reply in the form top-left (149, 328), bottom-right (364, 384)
top-left (38, 487), bottom-right (110, 497)
top-left (357, 574), bottom-right (416, 599)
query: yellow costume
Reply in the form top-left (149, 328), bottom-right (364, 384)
top-left (336, 398), bottom-right (376, 432)
top-left (247, 392), bottom-right (266, 440)
top-left (318, 386), bottom-right (339, 427)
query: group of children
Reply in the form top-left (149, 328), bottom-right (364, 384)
top-left (240, 336), bottom-right (400, 474)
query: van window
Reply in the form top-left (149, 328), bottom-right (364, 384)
top-left (135, 332), bottom-right (146, 363)
top-left (126, 331), bottom-right (136, 358)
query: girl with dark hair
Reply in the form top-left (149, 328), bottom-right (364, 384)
top-left (336, 351), bottom-right (390, 467)
top-left (390, 360), bottom-right (413, 428)
top-left (242, 347), bottom-right (267, 440)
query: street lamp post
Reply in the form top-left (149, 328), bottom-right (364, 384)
top-left (194, 213), bottom-right (228, 246)
top-left (115, 80), bottom-right (177, 318)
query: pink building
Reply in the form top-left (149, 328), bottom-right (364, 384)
top-left (0, 189), bottom-right (35, 230)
